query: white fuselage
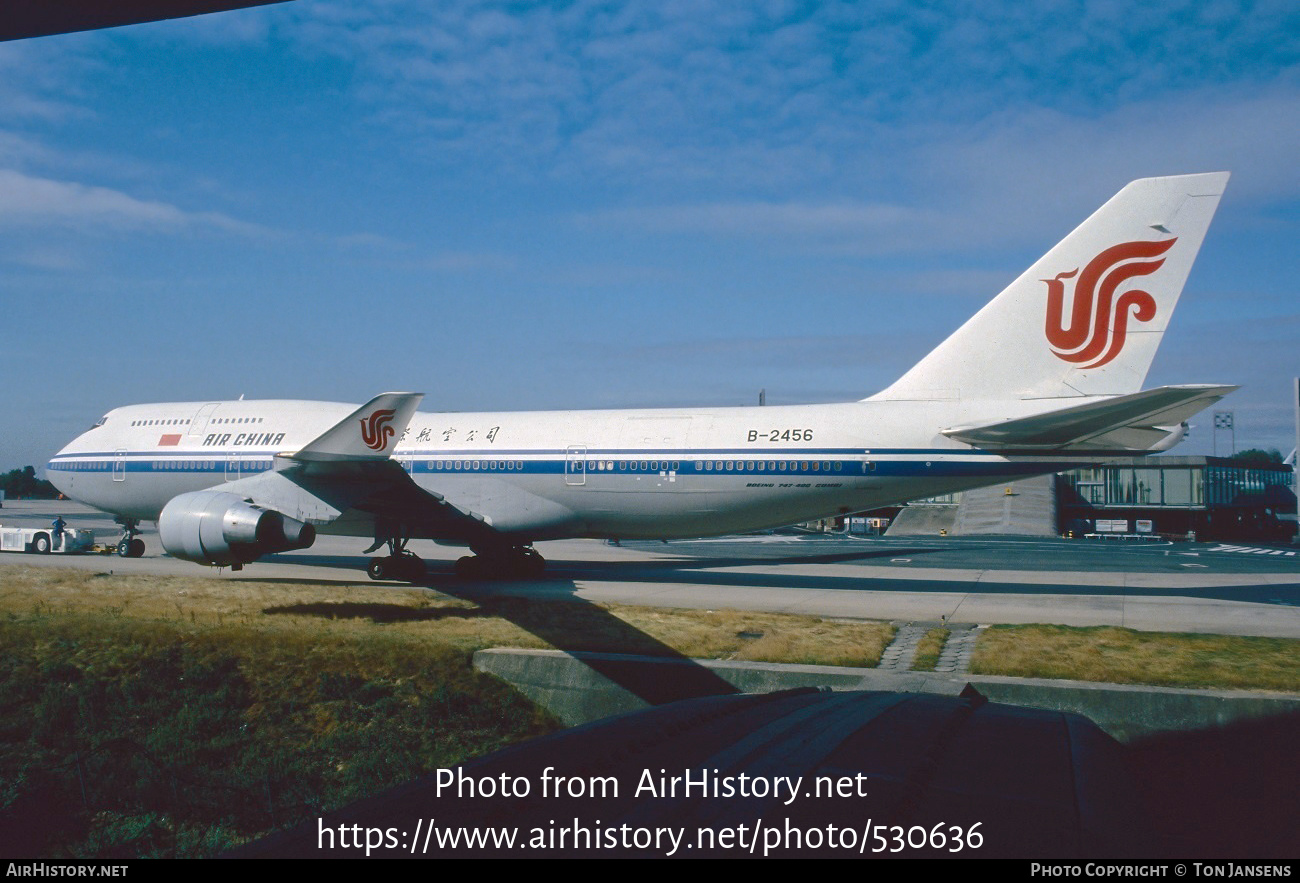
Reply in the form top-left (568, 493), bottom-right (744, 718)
top-left (47, 397), bottom-right (1089, 542)
top-left (44, 175), bottom-right (1234, 559)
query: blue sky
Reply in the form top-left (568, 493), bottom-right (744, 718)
top-left (2, 0), bottom-right (1298, 470)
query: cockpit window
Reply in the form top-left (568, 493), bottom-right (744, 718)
top-left (90, 415), bottom-right (108, 429)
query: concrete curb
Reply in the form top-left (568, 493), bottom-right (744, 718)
top-left (473, 647), bottom-right (1300, 742)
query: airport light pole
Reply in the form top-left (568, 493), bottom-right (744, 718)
top-left (1213, 411), bottom-right (1235, 457)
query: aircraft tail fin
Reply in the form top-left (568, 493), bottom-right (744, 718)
top-left (868, 172), bottom-right (1229, 403)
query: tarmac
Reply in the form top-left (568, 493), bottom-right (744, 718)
top-left (2, 499), bottom-right (1298, 639)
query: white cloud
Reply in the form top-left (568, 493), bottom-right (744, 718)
top-left (230, 1), bottom-right (1298, 249)
top-left (0, 40), bottom-right (98, 124)
top-left (0, 169), bottom-right (272, 237)
top-left (915, 86), bottom-right (1300, 215)
top-left (567, 81), bottom-right (1300, 258)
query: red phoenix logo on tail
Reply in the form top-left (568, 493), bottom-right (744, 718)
top-left (360, 409), bottom-right (397, 451)
top-left (1043, 238), bottom-right (1177, 369)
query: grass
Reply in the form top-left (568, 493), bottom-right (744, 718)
top-left (910, 627), bottom-right (950, 672)
top-left (4, 564), bottom-right (1296, 856)
top-left (0, 566), bottom-right (894, 668)
top-left (0, 566), bottom-right (894, 857)
top-left (0, 611), bottom-right (557, 858)
top-left (970, 624), bottom-right (1300, 692)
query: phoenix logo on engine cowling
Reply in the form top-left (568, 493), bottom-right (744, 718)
top-left (1043, 238), bottom-right (1177, 369)
top-left (360, 409), bottom-right (397, 451)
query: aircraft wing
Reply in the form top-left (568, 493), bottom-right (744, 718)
top-left (214, 460), bottom-right (501, 547)
top-left (196, 390), bottom-right (505, 548)
top-left (942, 384), bottom-right (1237, 452)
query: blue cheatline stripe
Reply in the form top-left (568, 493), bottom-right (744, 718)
top-left (48, 450), bottom-right (1090, 480)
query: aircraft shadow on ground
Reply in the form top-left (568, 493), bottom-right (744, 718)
top-left (242, 536), bottom-right (1297, 719)
top-left (261, 546), bottom-right (1300, 608)
top-left (262, 572), bottom-right (742, 706)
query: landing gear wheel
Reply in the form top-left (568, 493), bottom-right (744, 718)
top-left (367, 554), bottom-right (425, 582)
top-left (33, 534), bottom-right (51, 554)
top-left (115, 517), bottom-right (144, 558)
top-left (518, 548), bottom-right (546, 577)
top-left (394, 554), bottom-right (425, 582)
top-left (364, 530), bottom-right (425, 582)
top-left (454, 547), bottom-right (546, 579)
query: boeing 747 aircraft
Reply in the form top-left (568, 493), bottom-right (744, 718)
top-left (48, 173), bottom-right (1236, 579)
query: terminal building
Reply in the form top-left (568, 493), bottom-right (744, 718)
top-left (871, 456), bottom-right (1297, 542)
top-left (1057, 456), bottom-right (1296, 542)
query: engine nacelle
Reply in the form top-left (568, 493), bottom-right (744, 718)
top-left (1147, 422), bottom-right (1190, 453)
top-left (159, 490), bottom-right (315, 566)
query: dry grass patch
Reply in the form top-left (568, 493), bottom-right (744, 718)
top-left (725, 617), bottom-right (892, 667)
top-left (0, 566), bottom-right (893, 668)
top-left (970, 625), bottom-right (1300, 691)
top-left (910, 627), bottom-right (950, 672)
top-left (0, 565), bottom-right (898, 857)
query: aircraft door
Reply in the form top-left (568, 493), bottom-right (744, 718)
top-left (565, 446), bottom-right (586, 486)
top-left (188, 403), bottom-right (220, 437)
top-left (113, 449), bottom-right (126, 482)
top-left (225, 452), bottom-right (239, 482)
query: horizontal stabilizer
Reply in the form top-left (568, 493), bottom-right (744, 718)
top-left (942, 385), bottom-right (1237, 451)
top-left (287, 392), bottom-right (423, 462)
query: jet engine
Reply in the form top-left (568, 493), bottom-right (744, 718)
top-left (159, 490), bottom-right (315, 566)
top-left (1147, 422), bottom-right (1190, 453)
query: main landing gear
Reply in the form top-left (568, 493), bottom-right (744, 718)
top-left (366, 536), bottom-right (426, 582)
top-left (361, 529), bottom-right (546, 581)
top-left (115, 516), bottom-right (145, 558)
top-left (454, 545), bottom-right (546, 579)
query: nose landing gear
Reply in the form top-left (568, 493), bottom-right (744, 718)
top-left (115, 517), bottom-right (145, 558)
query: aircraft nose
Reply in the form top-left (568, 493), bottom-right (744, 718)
top-left (46, 437), bottom-right (78, 498)
top-left (46, 456), bottom-right (69, 497)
